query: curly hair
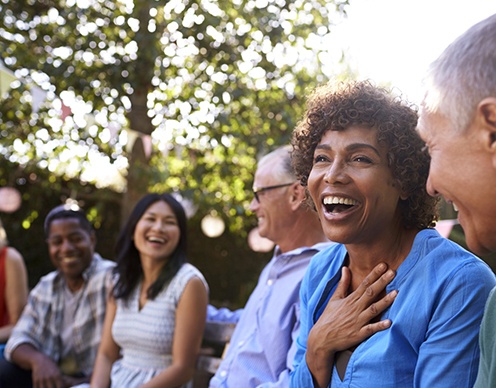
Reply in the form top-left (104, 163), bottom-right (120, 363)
top-left (291, 80), bottom-right (439, 230)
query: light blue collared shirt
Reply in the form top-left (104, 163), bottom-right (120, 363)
top-left (209, 242), bottom-right (332, 388)
top-left (474, 286), bottom-right (496, 387)
top-left (290, 229), bottom-right (496, 387)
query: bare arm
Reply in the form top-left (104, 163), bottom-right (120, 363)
top-left (0, 247), bottom-right (28, 342)
top-left (11, 343), bottom-right (66, 388)
top-left (141, 277), bottom-right (208, 388)
top-left (306, 263), bottom-right (397, 387)
top-left (90, 296), bottom-right (120, 388)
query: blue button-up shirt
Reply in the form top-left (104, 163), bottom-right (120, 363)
top-left (209, 242), bottom-right (332, 388)
top-left (290, 229), bottom-right (496, 387)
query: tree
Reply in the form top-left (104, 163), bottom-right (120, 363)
top-left (0, 0), bottom-right (350, 232)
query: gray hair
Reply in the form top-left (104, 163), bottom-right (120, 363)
top-left (258, 145), bottom-right (295, 183)
top-left (423, 13), bottom-right (496, 133)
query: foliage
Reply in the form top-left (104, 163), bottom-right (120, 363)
top-left (3, 2), bottom-right (494, 305)
top-left (0, 0), bottom-right (350, 230)
top-left (0, 157), bottom-right (122, 288)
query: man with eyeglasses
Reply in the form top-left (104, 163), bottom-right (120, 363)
top-left (208, 145), bottom-right (331, 388)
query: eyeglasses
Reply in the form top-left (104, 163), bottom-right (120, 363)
top-left (252, 182), bottom-right (295, 203)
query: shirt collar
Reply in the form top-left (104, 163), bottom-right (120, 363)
top-left (53, 252), bottom-right (102, 286)
top-left (273, 241), bottom-right (332, 258)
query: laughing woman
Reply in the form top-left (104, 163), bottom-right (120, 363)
top-left (90, 193), bottom-right (208, 388)
top-left (289, 80), bottom-right (496, 387)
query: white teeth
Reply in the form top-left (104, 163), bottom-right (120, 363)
top-left (323, 196), bottom-right (357, 206)
top-left (453, 203), bottom-right (459, 212)
top-left (148, 237), bottom-right (165, 243)
top-left (62, 257), bottom-right (77, 263)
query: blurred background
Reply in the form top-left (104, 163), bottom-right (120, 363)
top-left (0, 0), bottom-right (495, 308)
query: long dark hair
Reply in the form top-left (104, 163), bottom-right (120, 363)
top-left (112, 193), bottom-right (188, 300)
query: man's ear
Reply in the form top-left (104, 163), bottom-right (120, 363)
top-left (478, 97), bottom-right (496, 167)
top-left (289, 182), bottom-right (305, 211)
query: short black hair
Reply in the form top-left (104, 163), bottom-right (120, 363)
top-left (44, 205), bottom-right (93, 238)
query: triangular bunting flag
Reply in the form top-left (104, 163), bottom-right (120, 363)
top-left (0, 65), bottom-right (17, 97)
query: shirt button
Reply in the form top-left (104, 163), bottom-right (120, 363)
top-left (267, 279), bottom-right (273, 286)
top-left (238, 340), bottom-right (244, 347)
top-left (220, 371), bottom-right (227, 377)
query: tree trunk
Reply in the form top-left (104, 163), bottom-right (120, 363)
top-left (121, 135), bottom-right (150, 225)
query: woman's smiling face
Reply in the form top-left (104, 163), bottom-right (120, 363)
top-left (133, 200), bottom-right (181, 263)
top-left (307, 126), bottom-right (404, 245)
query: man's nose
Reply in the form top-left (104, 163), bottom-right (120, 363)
top-left (426, 174), bottom-right (439, 197)
top-left (60, 238), bottom-right (75, 253)
top-left (249, 197), bottom-right (259, 212)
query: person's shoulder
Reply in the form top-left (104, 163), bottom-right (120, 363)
top-left (177, 262), bottom-right (197, 275)
top-left (168, 263), bottom-right (209, 297)
top-left (92, 254), bottom-right (116, 270)
top-left (417, 229), bottom-right (495, 280)
top-left (4, 246), bottom-right (24, 263)
top-left (4, 247), bottom-right (27, 270)
top-left (485, 287), bottom-right (496, 308)
top-left (178, 263), bottom-right (207, 283)
top-left (28, 270), bottom-right (59, 297)
top-left (85, 255), bottom-right (115, 289)
top-left (419, 229), bottom-right (484, 263)
top-left (180, 262), bottom-right (197, 271)
top-left (37, 269), bottom-right (59, 283)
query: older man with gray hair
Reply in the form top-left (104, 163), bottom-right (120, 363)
top-left (208, 145), bottom-right (331, 387)
top-left (417, 13), bottom-right (496, 388)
